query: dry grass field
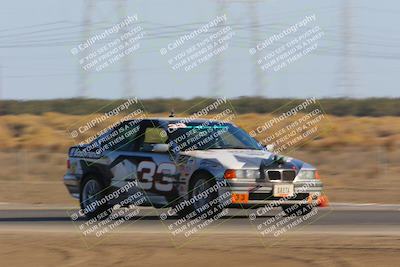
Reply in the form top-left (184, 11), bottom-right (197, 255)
top-left (0, 113), bottom-right (399, 204)
top-left (1, 112), bottom-right (399, 151)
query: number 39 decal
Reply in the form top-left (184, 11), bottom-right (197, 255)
top-left (137, 161), bottom-right (176, 192)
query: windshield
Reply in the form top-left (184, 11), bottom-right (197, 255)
top-left (166, 122), bottom-right (263, 152)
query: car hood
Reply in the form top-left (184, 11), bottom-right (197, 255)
top-left (179, 149), bottom-right (313, 170)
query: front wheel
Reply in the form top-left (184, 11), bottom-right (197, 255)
top-left (281, 204), bottom-right (314, 216)
top-left (80, 176), bottom-right (112, 220)
top-left (177, 173), bottom-right (224, 219)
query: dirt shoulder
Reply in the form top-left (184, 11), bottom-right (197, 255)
top-left (1, 232), bottom-right (399, 267)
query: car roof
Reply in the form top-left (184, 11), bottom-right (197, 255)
top-left (125, 117), bottom-right (231, 124)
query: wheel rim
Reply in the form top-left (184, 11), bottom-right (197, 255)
top-left (192, 179), bottom-right (209, 211)
top-left (82, 179), bottom-right (101, 211)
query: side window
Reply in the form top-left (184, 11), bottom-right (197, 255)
top-left (116, 122), bottom-right (141, 151)
top-left (140, 127), bottom-right (168, 152)
top-left (98, 122), bottom-right (141, 152)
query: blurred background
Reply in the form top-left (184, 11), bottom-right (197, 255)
top-left (2, 2), bottom-right (400, 266)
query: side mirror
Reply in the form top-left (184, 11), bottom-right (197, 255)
top-left (152, 143), bottom-right (170, 153)
top-left (266, 144), bottom-right (275, 152)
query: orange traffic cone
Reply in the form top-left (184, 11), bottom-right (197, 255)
top-left (317, 195), bottom-right (329, 207)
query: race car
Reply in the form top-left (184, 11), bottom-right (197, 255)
top-left (64, 117), bottom-right (324, 219)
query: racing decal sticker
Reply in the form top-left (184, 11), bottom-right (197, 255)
top-left (137, 161), bottom-right (177, 192)
top-left (69, 147), bottom-right (102, 159)
top-left (108, 155), bottom-right (179, 194)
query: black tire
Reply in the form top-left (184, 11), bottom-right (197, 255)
top-left (282, 204), bottom-right (314, 216)
top-left (79, 175), bottom-right (112, 220)
top-left (180, 172), bottom-right (224, 220)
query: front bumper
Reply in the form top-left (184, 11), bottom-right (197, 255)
top-left (221, 179), bottom-right (323, 206)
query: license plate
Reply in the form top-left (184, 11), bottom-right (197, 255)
top-left (231, 193), bottom-right (249, 204)
top-left (273, 184), bottom-right (294, 197)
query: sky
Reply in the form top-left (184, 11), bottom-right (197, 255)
top-left (0, 0), bottom-right (399, 100)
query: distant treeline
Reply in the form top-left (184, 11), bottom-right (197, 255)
top-left (1, 97), bottom-right (400, 116)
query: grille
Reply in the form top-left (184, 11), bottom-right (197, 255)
top-left (282, 170), bottom-right (296, 181)
top-left (266, 170), bottom-right (296, 181)
top-left (267, 171), bottom-right (281, 180)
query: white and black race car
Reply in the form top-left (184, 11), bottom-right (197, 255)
top-left (64, 118), bottom-right (323, 219)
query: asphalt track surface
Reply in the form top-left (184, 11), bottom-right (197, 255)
top-left (0, 203), bottom-right (399, 236)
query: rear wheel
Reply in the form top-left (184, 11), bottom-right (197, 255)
top-left (80, 176), bottom-right (112, 220)
top-left (282, 204), bottom-right (314, 216)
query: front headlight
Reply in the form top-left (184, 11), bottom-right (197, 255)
top-left (235, 169), bottom-right (260, 179)
top-left (296, 170), bottom-right (316, 180)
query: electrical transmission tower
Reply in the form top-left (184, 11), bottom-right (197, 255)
top-left (117, 0), bottom-right (134, 98)
top-left (338, 0), bottom-right (356, 97)
top-left (78, 0), bottom-right (94, 98)
top-left (78, 0), bottom-right (134, 98)
top-left (248, 0), bottom-right (267, 97)
top-left (0, 64), bottom-right (5, 115)
top-left (209, 0), bottom-right (227, 97)
top-left (0, 64), bottom-right (2, 100)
